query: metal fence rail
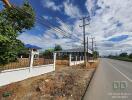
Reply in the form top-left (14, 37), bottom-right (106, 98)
top-left (33, 58), bottom-right (53, 66)
top-left (0, 58), bottom-right (30, 71)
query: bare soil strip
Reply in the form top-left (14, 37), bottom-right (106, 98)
top-left (0, 61), bottom-right (99, 100)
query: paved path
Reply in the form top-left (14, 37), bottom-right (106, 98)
top-left (83, 58), bottom-right (132, 100)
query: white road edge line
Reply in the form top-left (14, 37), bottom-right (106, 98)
top-left (107, 61), bottom-right (132, 83)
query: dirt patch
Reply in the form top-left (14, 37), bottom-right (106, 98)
top-left (71, 60), bottom-right (99, 69)
top-left (56, 60), bottom-right (69, 66)
top-left (0, 60), bottom-right (99, 100)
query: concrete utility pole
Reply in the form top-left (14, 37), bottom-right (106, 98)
top-left (91, 37), bottom-right (95, 53)
top-left (87, 36), bottom-right (89, 61)
top-left (80, 16), bottom-right (90, 67)
top-left (2, 0), bottom-right (11, 7)
top-left (90, 37), bottom-right (95, 59)
top-left (94, 43), bottom-right (98, 58)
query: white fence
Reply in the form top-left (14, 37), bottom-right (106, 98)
top-left (0, 64), bottom-right (54, 86)
top-left (0, 53), bottom-right (57, 87)
top-left (0, 53), bottom-right (85, 86)
top-left (69, 54), bottom-right (84, 66)
top-left (70, 61), bottom-right (84, 66)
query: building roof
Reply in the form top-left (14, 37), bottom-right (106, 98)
top-left (55, 48), bottom-right (93, 54)
top-left (25, 44), bottom-right (42, 49)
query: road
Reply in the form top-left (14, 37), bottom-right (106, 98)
top-left (83, 58), bottom-right (132, 100)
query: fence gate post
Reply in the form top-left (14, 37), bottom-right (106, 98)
top-left (53, 53), bottom-right (56, 70)
top-left (69, 54), bottom-right (71, 66)
top-left (29, 49), bottom-right (34, 72)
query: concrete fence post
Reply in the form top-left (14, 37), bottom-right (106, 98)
top-left (29, 49), bottom-right (34, 72)
top-left (53, 53), bottom-right (56, 70)
top-left (76, 56), bottom-right (78, 65)
top-left (74, 56), bottom-right (75, 65)
top-left (80, 56), bottom-right (81, 61)
top-left (69, 54), bottom-right (71, 66)
top-left (83, 56), bottom-right (85, 62)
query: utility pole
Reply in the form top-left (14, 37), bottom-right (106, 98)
top-left (80, 16), bottom-right (90, 67)
top-left (94, 43), bottom-right (98, 59)
top-left (91, 37), bottom-right (95, 53)
top-left (90, 37), bottom-right (95, 60)
top-left (2, 0), bottom-right (11, 7)
top-left (87, 36), bottom-right (89, 61)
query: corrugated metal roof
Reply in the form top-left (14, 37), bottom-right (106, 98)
top-left (25, 44), bottom-right (41, 49)
top-left (55, 48), bottom-right (93, 54)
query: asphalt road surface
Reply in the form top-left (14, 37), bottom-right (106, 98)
top-left (83, 58), bottom-right (132, 100)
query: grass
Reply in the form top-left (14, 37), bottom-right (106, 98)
top-left (2, 91), bottom-right (12, 98)
top-left (110, 57), bottom-right (132, 62)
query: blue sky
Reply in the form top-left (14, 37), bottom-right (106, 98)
top-left (1, 0), bottom-right (132, 55)
top-left (108, 35), bottom-right (129, 42)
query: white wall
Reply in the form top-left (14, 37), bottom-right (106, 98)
top-left (0, 64), bottom-right (54, 87)
top-left (70, 61), bottom-right (84, 66)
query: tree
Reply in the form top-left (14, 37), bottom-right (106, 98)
top-left (93, 51), bottom-right (99, 59)
top-left (119, 52), bottom-right (128, 57)
top-left (54, 45), bottom-right (62, 51)
top-left (43, 49), bottom-right (54, 59)
top-left (0, 1), bottom-right (35, 65)
top-left (42, 45), bottom-right (62, 59)
top-left (129, 53), bottom-right (132, 59)
top-left (17, 47), bottom-right (29, 58)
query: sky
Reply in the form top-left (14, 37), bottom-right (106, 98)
top-left (1, 0), bottom-right (132, 56)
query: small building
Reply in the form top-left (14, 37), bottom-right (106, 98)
top-left (55, 48), bottom-right (93, 60)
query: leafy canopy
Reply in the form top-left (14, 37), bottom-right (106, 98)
top-left (54, 45), bottom-right (62, 51)
top-left (43, 45), bottom-right (63, 58)
top-left (0, 1), bottom-right (35, 65)
top-left (119, 52), bottom-right (128, 57)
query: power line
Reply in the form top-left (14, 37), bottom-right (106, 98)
top-left (37, 17), bottom-right (83, 42)
top-left (55, 17), bottom-right (72, 33)
top-left (37, 17), bottom-right (83, 48)
top-left (2, 1), bottom-right (83, 48)
top-left (36, 18), bottom-right (69, 38)
top-left (42, 17), bottom-right (71, 36)
top-left (16, 2), bottom-right (83, 44)
top-left (2, 1), bottom-right (70, 38)
top-left (55, 17), bottom-right (83, 42)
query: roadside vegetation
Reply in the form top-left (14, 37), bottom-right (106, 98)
top-left (0, 0), bottom-right (35, 66)
top-left (42, 45), bottom-right (62, 58)
top-left (108, 52), bottom-right (132, 62)
top-left (93, 51), bottom-right (99, 59)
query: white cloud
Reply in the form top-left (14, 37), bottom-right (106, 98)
top-left (85, 0), bottom-right (98, 16)
top-left (18, 1), bottom-right (84, 51)
top-left (18, 30), bottom-right (74, 50)
top-left (19, 0), bottom-right (132, 56)
top-left (42, 0), bottom-right (62, 11)
top-left (84, 0), bottom-right (132, 55)
top-left (63, 0), bottom-right (82, 18)
top-left (43, 15), bottom-right (52, 20)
